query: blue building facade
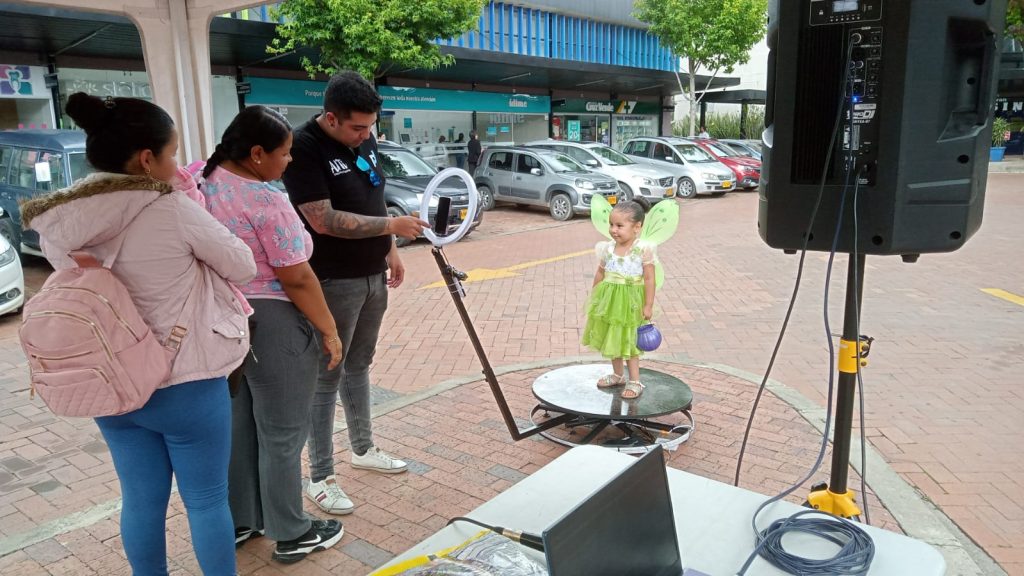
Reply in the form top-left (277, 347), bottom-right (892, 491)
top-left (225, 0), bottom-right (695, 147)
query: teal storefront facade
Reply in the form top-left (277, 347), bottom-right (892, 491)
top-left (242, 78), bottom-right (552, 145)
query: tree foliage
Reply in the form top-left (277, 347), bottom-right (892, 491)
top-left (270, 0), bottom-right (486, 80)
top-left (634, 0), bottom-right (767, 136)
top-left (1009, 0), bottom-right (1024, 42)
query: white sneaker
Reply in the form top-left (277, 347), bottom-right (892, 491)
top-left (304, 475), bottom-right (354, 515)
top-left (351, 446), bottom-right (408, 474)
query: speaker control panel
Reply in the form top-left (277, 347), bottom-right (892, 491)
top-left (809, 0), bottom-right (882, 26)
top-left (844, 26), bottom-right (883, 184)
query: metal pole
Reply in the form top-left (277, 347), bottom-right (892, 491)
top-left (431, 248), bottom-right (571, 441)
top-left (829, 253), bottom-right (866, 494)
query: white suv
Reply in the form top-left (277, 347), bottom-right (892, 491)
top-left (524, 140), bottom-right (677, 207)
top-left (622, 137), bottom-right (735, 198)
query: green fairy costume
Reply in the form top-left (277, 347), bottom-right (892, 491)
top-left (581, 195), bottom-right (679, 359)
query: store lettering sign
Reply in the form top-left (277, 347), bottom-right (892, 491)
top-left (379, 86), bottom-right (549, 114)
top-left (557, 98), bottom-right (659, 115)
top-left (62, 78), bottom-right (152, 99)
top-left (245, 77), bottom-right (327, 107)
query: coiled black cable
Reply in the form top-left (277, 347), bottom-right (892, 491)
top-left (740, 510), bottom-right (875, 575)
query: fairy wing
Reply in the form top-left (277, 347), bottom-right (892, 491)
top-left (639, 199), bottom-right (680, 245)
top-left (589, 193), bottom-right (613, 240)
top-left (638, 201), bottom-right (679, 289)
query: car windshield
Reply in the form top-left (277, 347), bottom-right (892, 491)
top-left (673, 143), bottom-right (715, 162)
top-left (68, 152), bottom-right (96, 183)
top-left (379, 149), bottom-right (436, 178)
top-left (707, 142), bottom-right (743, 157)
top-left (591, 146), bottom-right (634, 166)
top-left (545, 153), bottom-right (588, 173)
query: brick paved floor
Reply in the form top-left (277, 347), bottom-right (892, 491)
top-left (0, 361), bottom-right (896, 575)
top-left (1, 174), bottom-right (1021, 574)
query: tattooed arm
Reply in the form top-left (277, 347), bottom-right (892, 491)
top-left (298, 200), bottom-right (428, 240)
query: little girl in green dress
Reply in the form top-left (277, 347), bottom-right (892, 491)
top-left (581, 201), bottom-right (656, 399)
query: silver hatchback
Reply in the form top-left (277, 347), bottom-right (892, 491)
top-left (475, 147), bottom-right (620, 221)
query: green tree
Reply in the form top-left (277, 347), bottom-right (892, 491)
top-left (634, 0), bottom-right (767, 137)
top-left (270, 0), bottom-right (487, 81)
top-left (1009, 0), bottom-right (1024, 42)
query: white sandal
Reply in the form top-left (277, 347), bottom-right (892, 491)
top-left (622, 380), bottom-right (645, 399)
top-left (597, 373), bottom-right (626, 388)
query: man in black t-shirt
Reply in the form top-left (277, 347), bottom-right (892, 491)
top-left (283, 71), bottom-right (428, 516)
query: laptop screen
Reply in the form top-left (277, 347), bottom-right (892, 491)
top-left (543, 446), bottom-right (682, 576)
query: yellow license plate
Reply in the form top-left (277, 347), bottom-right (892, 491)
top-left (665, 188), bottom-right (675, 198)
top-left (722, 181), bottom-right (733, 189)
top-left (459, 208), bottom-right (468, 220)
top-left (608, 195), bottom-right (618, 205)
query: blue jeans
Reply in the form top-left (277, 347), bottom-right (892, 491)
top-left (95, 378), bottom-right (235, 576)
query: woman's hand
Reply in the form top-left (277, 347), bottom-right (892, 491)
top-left (322, 333), bottom-right (343, 370)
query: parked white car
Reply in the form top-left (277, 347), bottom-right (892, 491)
top-left (524, 140), bottom-right (677, 207)
top-left (0, 226), bottom-right (25, 316)
top-left (622, 137), bottom-right (736, 198)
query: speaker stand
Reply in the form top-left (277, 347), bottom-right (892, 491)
top-left (806, 253), bottom-right (873, 519)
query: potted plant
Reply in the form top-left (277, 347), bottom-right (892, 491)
top-left (991, 116), bottom-right (1010, 162)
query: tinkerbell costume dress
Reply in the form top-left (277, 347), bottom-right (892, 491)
top-left (582, 240), bottom-right (658, 358)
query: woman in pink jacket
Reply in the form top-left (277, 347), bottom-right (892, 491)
top-left (21, 93), bottom-right (256, 576)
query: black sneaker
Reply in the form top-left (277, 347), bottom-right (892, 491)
top-left (235, 526), bottom-right (264, 548)
top-left (271, 519), bottom-right (344, 564)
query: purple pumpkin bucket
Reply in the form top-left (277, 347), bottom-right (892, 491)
top-left (636, 323), bottom-right (662, 352)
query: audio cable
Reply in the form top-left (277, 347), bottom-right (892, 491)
top-left (735, 35), bottom-right (876, 575)
top-left (446, 516), bottom-right (546, 553)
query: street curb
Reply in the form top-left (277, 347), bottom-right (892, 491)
top-left (363, 353), bottom-right (1004, 576)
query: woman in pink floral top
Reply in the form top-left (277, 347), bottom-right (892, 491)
top-left (198, 106), bottom-right (345, 563)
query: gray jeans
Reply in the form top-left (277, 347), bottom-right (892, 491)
top-left (307, 274), bottom-right (388, 483)
top-left (229, 298), bottom-right (317, 542)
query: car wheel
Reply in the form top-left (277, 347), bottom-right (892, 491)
top-left (618, 182), bottom-right (634, 202)
top-left (549, 193), bottom-right (573, 221)
top-left (678, 177), bottom-right (697, 199)
top-left (0, 218), bottom-right (17, 249)
top-left (478, 185), bottom-right (496, 211)
top-left (387, 206), bottom-right (413, 248)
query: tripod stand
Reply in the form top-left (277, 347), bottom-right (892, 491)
top-left (806, 253), bottom-right (873, 519)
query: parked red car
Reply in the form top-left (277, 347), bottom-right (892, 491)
top-left (687, 138), bottom-right (761, 190)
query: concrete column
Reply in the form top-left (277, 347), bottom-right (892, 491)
top-left (128, 0), bottom-right (215, 163)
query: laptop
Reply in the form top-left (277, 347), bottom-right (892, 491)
top-left (543, 446), bottom-right (685, 576)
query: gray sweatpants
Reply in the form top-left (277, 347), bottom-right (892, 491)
top-left (307, 274), bottom-right (388, 483)
top-left (228, 298), bottom-right (318, 542)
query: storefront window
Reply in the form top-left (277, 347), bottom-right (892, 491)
top-left (612, 115), bottom-right (657, 149)
top-left (476, 112), bottom-right (548, 145)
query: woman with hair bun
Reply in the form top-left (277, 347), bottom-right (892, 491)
top-left (21, 92), bottom-right (256, 576)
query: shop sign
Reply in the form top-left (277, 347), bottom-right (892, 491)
top-left (0, 65), bottom-right (49, 98)
top-left (379, 86), bottom-right (549, 114)
top-left (61, 77), bottom-right (152, 99)
top-left (246, 77), bottom-right (324, 107)
top-left (555, 98), bottom-right (660, 115)
top-left (567, 120), bottom-right (581, 141)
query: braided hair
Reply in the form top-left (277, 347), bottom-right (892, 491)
top-left (203, 106), bottom-right (290, 178)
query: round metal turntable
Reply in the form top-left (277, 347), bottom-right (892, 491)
top-left (530, 364), bottom-right (694, 454)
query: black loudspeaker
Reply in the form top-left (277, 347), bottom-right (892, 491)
top-left (759, 0), bottom-right (1007, 256)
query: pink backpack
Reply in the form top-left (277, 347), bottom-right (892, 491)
top-left (19, 251), bottom-right (186, 417)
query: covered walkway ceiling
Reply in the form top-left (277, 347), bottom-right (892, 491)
top-left (0, 2), bottom-right (736, 98)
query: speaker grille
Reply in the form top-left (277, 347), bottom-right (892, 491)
top-left (791, 25), bottom-right (845, 183)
